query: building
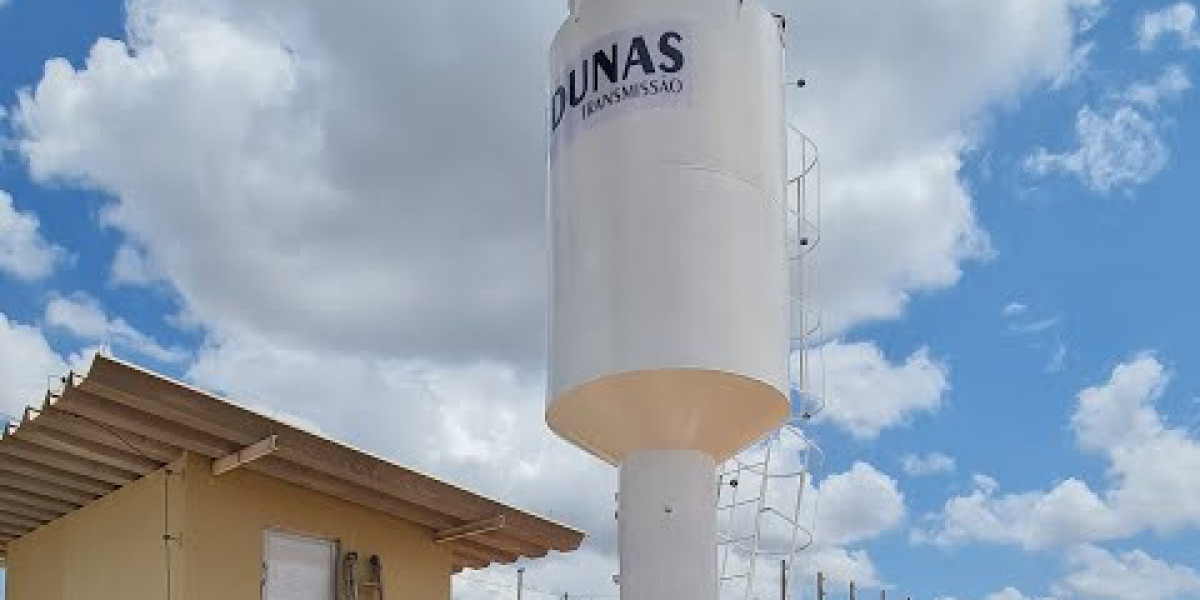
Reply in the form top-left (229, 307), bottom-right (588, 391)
top-left (0, 355), bottom-right (583, 599)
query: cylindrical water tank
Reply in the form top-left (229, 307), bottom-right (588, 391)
top-left (547, 0), bottom-right (789, 465)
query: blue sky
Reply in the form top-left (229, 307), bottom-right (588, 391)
top-left (0, 1), bottom-right (1198, 599)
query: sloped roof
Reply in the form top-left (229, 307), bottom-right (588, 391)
top-left (0, 354), bottom-right (584, 570)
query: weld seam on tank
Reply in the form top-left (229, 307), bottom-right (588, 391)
top-left (664, 162), bottom-right (789, 206)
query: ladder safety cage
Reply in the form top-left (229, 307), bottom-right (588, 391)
top-left (717, 124), bottom-right (825, 600)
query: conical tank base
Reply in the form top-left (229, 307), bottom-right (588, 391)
top-left (548, 369), bottom-right (789, 465)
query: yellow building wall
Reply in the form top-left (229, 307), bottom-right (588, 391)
top-left (5, 467), bottom-right (177, 600)
top-left (7, 453), bottom-right (453, 600)
top-left (180, 452), bottom-right (453, 600)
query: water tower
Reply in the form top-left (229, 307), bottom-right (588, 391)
top-left (546, 0), bottom-right (790, 597)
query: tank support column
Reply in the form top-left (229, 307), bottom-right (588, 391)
top-left (618, 450), bottom-right (717, 600)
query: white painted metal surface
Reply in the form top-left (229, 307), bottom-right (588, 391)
top-left (619, 450), bottom-right (718, 600)
top-left (545, 1), bottom-right (791, 599)
top-left (263, 530), bottom-right (337, 600)
top-left (547, 0), bottom-right (790, 465)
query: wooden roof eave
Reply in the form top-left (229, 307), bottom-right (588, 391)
top-left (78, 357), bottom-right (585, 555)
top-left (0, 354), bottom-right (585, 566)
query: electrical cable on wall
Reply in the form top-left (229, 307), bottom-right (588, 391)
top-left (64, 402), bottom-right (176, 600)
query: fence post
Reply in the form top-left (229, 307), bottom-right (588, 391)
top-left (781, 560), bottom-right (787, 600)
top-left (817, 572), bottom-right (825, 600)
top-left (849, 581), bottom-right (856, 600)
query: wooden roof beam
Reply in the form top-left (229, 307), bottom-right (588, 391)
top-left (434, 515), bottom-right (507, 544)
top-left (0, 438), bottom-right (137, 486)
top-left (246, 457), bottom-right (460, 532)
top-left (82, 356), bottom-right (585, 555)
top-left (246, 458), bottom-right (534, 566)
top-left (56, 391), bottom-right (235, 459)
top-left (0, 470), bottom-right (96, 506)
top-left (260, 459), bottom-right (543, 562)
top-left (0, 485), bottom-right (77, 515)
top-left (34, 407), bottom-right (181, 464)
top-left (0, 490), bottom-right (60, 522)
top-left (274, 435), bottom-right (582, 552)
top-left (0, 509), bottom-right (42, 531)
top-left (451, 552), bottom-right (489, 571)
top-left (447, 541), bottom-right (502, 568)
top-left (0, 454), bottom-right (116, 497)
top-left (213, 435), bottom-right (279, 476)
top-left (473, 530), bottom-right (550, 559)
top-left (76, 378), bottom-right (262, 447)
top-left (0, 522), bottom-right (30, 538)
top-left (81, 366), bottom-right (582, 552)
top-left (12, 426), bottom-right (159, 475)
top-left (447, 538), bottom-right (519, 565)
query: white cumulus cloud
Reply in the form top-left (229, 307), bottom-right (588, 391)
top-left (1126, 64), bottom-right (1192, 108)
top-left (916, 354), bottom-right (1200, 549)
top-left (1072, 354), bottom-right (1168, 452)
top-left (110, 243), bottom-right (162, 287)
top-left (10, 0), bottom-right (1098, 359)
top-left (44, 293), bottom-right (187, 363)
top-left (901, 452), bottom-right (957, 477)
top-left (814, 341), bottom-right (949, 439)
top-left (1138, 2), bottom-right (1200, 50)
top-left (984, 588), bottom-right (1063, 600)
top-left (913, 475), bottom-right (1122, 550)
top-left (1026, 64), bottom-right (1191, 193)
top-left (814, 462), bottom-right (906, 546)
top-left (0, 312), bottom-right (70, 419)
top-left (1058, 545), bottom-right (1200, 600)
top-left (985, 588), bottom-right (1036, 600)
top-left (0, 190), bottom-right (64, 281)
top-left (1026, 105), bottom-right (1169, 193)
top-left (13, 0), bottom-right (560, 364)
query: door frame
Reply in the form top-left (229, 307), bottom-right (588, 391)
top-left (261, 528), bottom-right (341, 600)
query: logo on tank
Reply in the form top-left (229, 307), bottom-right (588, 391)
top-left (549, 24), bottom-right (692, 159)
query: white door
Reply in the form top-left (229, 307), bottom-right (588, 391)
top-left (263, 530), bottom-right (337, 600)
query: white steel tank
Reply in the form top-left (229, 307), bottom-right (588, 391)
top-left (546, 0), bottom-right (789, 597)
top-left (547, 0), bottom-right (789, 467)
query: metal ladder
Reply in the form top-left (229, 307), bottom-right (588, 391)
top-left (717, 126), bottom-right (824, 600)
